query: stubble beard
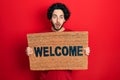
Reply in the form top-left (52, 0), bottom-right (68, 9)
top-left (51, 22), bottom-right (64, 31)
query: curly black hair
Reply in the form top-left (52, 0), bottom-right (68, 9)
top-left (47, 3), bottom-right (70, 20)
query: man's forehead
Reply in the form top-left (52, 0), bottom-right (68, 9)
top-left (52, 9), bottom-right (64, 15)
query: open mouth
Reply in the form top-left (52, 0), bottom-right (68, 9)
top-left (55, 23), bottom-right (61, 28)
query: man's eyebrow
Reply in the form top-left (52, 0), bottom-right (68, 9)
top-left (60, 15), bottom-right (64, 16)
top-left (52, 14), bottom-right (57, 16)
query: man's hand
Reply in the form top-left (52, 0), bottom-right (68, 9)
top-left (84, 47), bottom-right (90, 56)
top-left (26, 47), bottom-right (33, 56)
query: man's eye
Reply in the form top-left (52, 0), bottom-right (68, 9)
top-left (60, 16), bottom-right (64, 19)
top-left (52, 15), bottom-right (57, 18)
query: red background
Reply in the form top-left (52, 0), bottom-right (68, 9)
top-left (0, 0), bottom-right (120, 80)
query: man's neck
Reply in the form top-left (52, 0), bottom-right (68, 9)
top-left (51, 27), bottom-right (65, 32)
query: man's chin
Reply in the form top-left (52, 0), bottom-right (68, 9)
top-left (53, 26), bottom-right (62, 31)
top-left (55, 28), bottom-right (61, 31)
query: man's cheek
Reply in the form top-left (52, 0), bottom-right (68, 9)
top-left (61, 22), bottom-right (64, 25)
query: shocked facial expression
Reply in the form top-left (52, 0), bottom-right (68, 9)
top-left (51, 9), bottom-right (65, 31)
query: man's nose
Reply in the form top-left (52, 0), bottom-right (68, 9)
top-left (56, 17), bottom-right (60, 22)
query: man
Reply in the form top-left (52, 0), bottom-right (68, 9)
top-left (26, 3), bottom-right (90, 80)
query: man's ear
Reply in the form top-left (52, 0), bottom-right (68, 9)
top-left (50, 19), bottom-right (52, 22)
top-left (64, 19), bottom-right (66, 23)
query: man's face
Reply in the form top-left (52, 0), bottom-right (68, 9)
top-left (51, 9), bottom-right (65, 31)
